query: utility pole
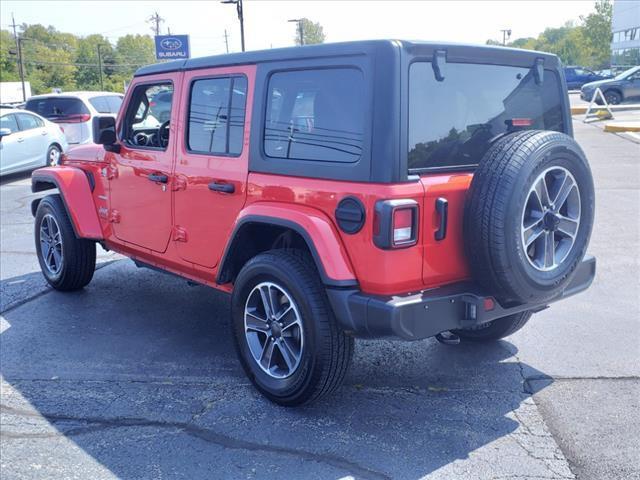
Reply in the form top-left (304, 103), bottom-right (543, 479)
top-left (221, 0), bottom-right (245, 52)
top-left (97, 44), bottom-right (104, 91)
top-left (288, 19), bottom-right (304, 46)
top-left (500, 29), bottom-right (512, 46)
top-left (10, 13), bottom-right (26, 102)
top-left (147, 11), bottom-right (165, 36)
top-left (224, 29), bottom-right (229, 53)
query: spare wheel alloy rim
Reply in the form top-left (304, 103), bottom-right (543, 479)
top-left (40, 214), bottom-right (64, 275)
top-left (244, 281), bottom-right (304, 379)
top-left (521, 166), bottom-right (581, 272)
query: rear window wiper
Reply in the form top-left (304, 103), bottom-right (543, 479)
top-left (432, 50), bottom-right (447, 82)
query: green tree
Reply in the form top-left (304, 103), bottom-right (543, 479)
top-left (76, 34), bottom-right (114, 90)
top-left (485, 1), bottom-right (612, 68)
top-left (0, 29), bottom-right (20, 82)
top-left (294, 18), bottom-right (325, 46)
top-left (20, 24), bottom-right (78, 93)
top-left (580, 0), bottom-right (613, 68)
top-left (115, 34), bottom-right (155, 74)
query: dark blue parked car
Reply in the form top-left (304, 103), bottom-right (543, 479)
top-left (563, 66), bottom-right (611, 90)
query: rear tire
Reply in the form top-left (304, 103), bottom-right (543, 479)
top-left (452, 311), bottom-right (532, 342)
top-left (231, 250), bottom-right (353, 406)
top-left (46, 144), bottom-right (61, 167)
top-left (35, 194), bottom-right (96, 291)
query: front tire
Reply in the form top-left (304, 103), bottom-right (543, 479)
top-left (231, 250), bottom-right (353, 406)
top-left (452, 311), bottom-right (532, 342)
top-left (35, 195), bottom-right (96, 291)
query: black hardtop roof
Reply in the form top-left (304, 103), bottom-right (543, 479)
top-left (134, 39), bottom-right (560, 77)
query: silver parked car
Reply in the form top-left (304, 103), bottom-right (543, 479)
top-left (0, 108), bottom-right (68, 176)
top-left (24, 92), bottom-right (123, 145)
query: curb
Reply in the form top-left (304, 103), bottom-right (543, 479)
top-left (603, 122), bottom-right (640, 133)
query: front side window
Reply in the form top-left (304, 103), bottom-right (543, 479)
top-left (264, 68), bottom-right (365, 163)
top-left (408, 62), bottom-right (564, 171)
top-left (16, 113), bottom-right (43, 130)
top-left (122, 83), bottom-right (173, 149)
top-left (0, 114), bottom-right (19, 133)
top-left (187, 76), bottom-right (247, 155)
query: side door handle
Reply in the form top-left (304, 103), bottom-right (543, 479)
top-left (41, 130), bottom-right (48, 136)
top-left (208, 181), bottom-right (235, 193)
top-left (17, 137), bottom-right (24, 143)
top-left (147, 173), bottom-right (168, 183)
top-left (434, 197), bottom-right (448, 241)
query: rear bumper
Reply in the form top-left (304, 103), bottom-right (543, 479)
top-left (327, 256), bottom-right (596, 341)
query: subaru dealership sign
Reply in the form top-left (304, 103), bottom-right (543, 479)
top-left (155, 35), bottom-right (190, 60)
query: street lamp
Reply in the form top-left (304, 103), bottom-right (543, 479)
top-left (221, 0), bottom-right (245, 52)
top-left (288, 18), bottom-right (304, 46)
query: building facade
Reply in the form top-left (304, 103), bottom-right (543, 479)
top-left (611, 0), bottom-right (640, 71)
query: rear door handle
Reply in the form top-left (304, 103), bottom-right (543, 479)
top-left (434, 197), bottom-right (448, 241)
top-left (147, 173), bottom-right (168, 183)
top-left (208, 181), bottom-right (235, 193)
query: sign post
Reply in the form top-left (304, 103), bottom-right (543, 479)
top-left (154, 35), bottom-right (190, 60)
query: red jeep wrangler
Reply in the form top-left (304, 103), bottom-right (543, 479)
top-left (31, 41), bottom-right (595, 406)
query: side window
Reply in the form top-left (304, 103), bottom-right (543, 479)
top-left (264, 68), bottom-right (365, 163)
top-left (106, 95), bottom-right (123, 113)
top-left (187, 76), bottom-right (247, 155)
top-left (122, 83), bottom-right (173, 149)
top-left (89, 96), bottom-right (110, 113)
top-left (16, 113), bottom-right (43, 130)
top-left (0, 114), bottom-right (19, 133)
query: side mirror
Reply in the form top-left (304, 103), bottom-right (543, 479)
top-left (0, 127), bottom-right (12, 140)
top-left (92, 116), bottom-right (120, 153)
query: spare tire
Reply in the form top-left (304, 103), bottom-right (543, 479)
top-left (464, 130), bottom-right (594, 304)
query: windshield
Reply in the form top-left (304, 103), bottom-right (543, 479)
top-left (408, 62), bottom-right (565, 171)
top-left (614, 66), bottom-right (640, 80)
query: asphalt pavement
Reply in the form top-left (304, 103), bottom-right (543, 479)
top-left (0, 117), bottom-right (638, 479)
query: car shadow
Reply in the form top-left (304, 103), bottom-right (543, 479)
top-left (0, 261), bottom-right (554, 479)
top-left (0, 171), bottom-right (34, 187)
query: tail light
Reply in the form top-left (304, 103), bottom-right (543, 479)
top-left (373, 199), bottom-right (419, 249)
top-left (52, 114), bottom-right (91, 124)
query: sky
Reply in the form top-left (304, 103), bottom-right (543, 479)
top-left (1, 0), bottom-right (597, 58)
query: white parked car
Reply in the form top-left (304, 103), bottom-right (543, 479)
top-left (24, 92), bottom-right (123, 145)
top-left (0, 107), bottom-right (68, 176)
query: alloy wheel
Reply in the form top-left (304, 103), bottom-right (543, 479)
top-left (40, 214), bottom-right (64, 275)
top-left (244, 282), bottom-right (304, 379)
top-left (521, 167), bottom-right (581, 271)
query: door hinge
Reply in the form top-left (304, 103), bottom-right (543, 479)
top-left (173, 226), bottom-right (187, 242)
top-left (108, 209), bottom-right (120, 223)
top-left (172, 177), bottom-right (187, 191)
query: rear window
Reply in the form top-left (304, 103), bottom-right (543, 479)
top-left (408, 62), bottom-right (565, 172)
top-left (25, 97), bottom-right (90, 119)
top-left (264, 68), bottom-right (365, 163)
top-left (89, 95), bottom-right (122, 114)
